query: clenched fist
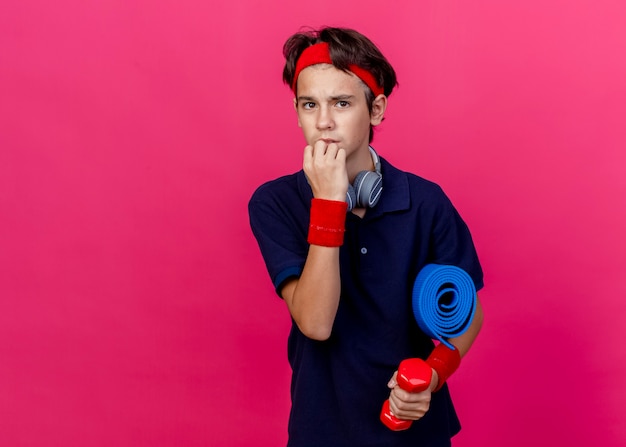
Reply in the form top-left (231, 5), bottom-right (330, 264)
top-left (303, 140), bottom-right (349, 202)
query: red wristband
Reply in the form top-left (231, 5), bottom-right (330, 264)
top-left (307, 198), bottom-right (348, 247)
top-left (426, 343), bottom-right (461, 392)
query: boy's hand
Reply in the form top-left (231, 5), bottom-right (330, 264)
top-left (386, 368), bottom-right (439, 421)
top-left (303, 140), bottom-right (349, 201)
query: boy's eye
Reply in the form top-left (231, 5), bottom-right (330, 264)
top-left (336, 100), bottom-right (350, 108)
top-left (302, 102), bottom-right (316, 109)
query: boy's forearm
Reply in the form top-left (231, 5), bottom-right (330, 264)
top-left (447, 296), bottom-right (484, 357)
top-left (281, 245), bottom-right (342, 341)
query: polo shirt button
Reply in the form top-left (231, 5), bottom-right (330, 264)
top-left (360, 247), bottom-right (368, 254)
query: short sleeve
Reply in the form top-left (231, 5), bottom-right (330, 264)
top-left (429, 187), bottom-right (484, 291)
top-left (248, 175), bottom-right (310, 296)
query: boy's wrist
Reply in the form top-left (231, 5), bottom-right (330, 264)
top-left (307, 198), bottom-right (348, 247)
top-left (426, 344), bottom-right (461, 392)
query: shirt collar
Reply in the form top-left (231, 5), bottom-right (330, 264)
top-left (366, 157), bottom-right (410, 219)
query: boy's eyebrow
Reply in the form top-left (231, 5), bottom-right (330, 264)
top-left (330, 94), bottom-right (355, 101)
top-left (297, 94), bottom-right (356, 102)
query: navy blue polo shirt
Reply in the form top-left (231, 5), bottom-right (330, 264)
top-left (249, 156), bottom-right (483, 447)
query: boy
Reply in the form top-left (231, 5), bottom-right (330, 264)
top-left (249, 27), bottom-right (484, 447)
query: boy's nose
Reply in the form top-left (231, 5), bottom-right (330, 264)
top-left (316, 108), bottom-right (334, 130)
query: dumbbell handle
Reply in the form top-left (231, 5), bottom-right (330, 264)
top-left (380, 358), bottom-right (433, 431)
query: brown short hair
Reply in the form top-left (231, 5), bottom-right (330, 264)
top-left (283, 27), bottom-right (397, 96)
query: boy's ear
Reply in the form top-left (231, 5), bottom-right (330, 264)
top-left (293, 98), bottom-right (302, 128)
top-left (370, 94), bottom-right (388, 126)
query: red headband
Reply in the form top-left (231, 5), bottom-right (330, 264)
top-left (292, 42), bottom-right (384, 97)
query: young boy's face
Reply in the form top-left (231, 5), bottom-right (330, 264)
top-left (294, 64), bottom-right (382, 161)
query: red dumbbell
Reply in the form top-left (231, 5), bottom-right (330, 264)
top-left (380, 358), bottom-right (433, 431)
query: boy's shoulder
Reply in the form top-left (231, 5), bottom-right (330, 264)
top-left (249, 170), bottom-right (308, 211)
top-left (382, 157), bottom-right (447, 198)
top-left (252, 170), bottom-right (301, 195)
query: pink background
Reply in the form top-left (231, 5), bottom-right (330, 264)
top-left (1, 1), bottom-right (625, 446)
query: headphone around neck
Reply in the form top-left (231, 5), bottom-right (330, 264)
top-left (346, 146), bottom-right (383, 211)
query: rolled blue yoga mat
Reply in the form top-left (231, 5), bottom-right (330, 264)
top-left (412, 264), bottom-right (477, 350)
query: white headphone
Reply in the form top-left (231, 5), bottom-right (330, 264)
top-left (346, 146), bottom-right (383, 211)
